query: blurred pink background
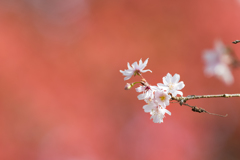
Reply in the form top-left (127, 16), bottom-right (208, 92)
top-left (1, 0), bottom-right (240, 160)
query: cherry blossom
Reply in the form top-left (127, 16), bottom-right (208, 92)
top-left (135, 85), bottom-right (158, 101)
top-left (150, 106), bottom-right (171, 123)
top-left (155, 90), bottom-right (171, 108)
top-left (120, 58), bottom-right (152, 80)
top-left (157, 73), bottom-right (185, 97)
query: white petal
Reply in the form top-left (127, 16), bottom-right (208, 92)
top-left (124, 75), bottom-right (132, 81)
top-left (143, 58), bottom-right (149, 67)
top-left (172, 74), bottom-right (180, 83)
top-left (175, 81), bottom-right (185, 90)
top-left (135, 86), bottom-right (144, 92)
top-left (165, 109), bottom-right (171, 115)
top-left (162, 77), bottom-right (168, 85)
top-left (137, 93), bottom-right (146, 100)
top-left (175, 91), bottom-right (183, 96)
top-left (143, 103), bottom-right (155, 113)
top-left (132, 62), bottom-right (138, 69)
top-left (163, 73), bottom-right (172, 84)
top-left (120, 70), bottom-right (134, 77)
top-left (139, 59), bottom-right (143, 66)
top-left (151, 86), bottom-right (160, 91)
top-left (127, 62), bottom-right (132, 70)
top-left (171, 91), bottom-right (177, 97)
top-left (166, 73), bottom-right (172, 82)
top-left (157, 83), bottom-right (168, 90)
top-left (141, 69), bottom-right (152, 73)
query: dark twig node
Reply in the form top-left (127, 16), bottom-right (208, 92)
top-left (232, 40), bottom-right (240, 44)
top-left (179, 102), bottom-right (228, 117)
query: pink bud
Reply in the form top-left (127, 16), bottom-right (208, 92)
top-left (124, 83), bottom-right (132, 90)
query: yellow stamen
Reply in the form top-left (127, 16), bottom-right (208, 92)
top-left (169, 83), bottom-right (174, 90)
top-left (160, 96), bottom-right (166, 101)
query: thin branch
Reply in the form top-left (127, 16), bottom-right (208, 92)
top-left (171, 94), bottom-right (240, 104)
top-left (139, 77), bottom-right (232, 117)
top-left (182, 103), bottom-right (228, 117)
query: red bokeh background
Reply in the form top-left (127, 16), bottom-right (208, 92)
top-left (0, 0), bottom-right (240, 160)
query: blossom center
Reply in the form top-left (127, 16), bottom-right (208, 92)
top-left (134, 69), bottom-right (141, 76)
top-left (159, 96), bottom-right (166, 101)
top-left (168, 83), bottom-right (174, 90)
top-left (145, 86), bottom-right (151, 91)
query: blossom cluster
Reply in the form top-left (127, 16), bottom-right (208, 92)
top-left (120, 58), bottom-right (185, 123)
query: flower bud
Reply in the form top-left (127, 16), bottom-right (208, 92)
top-left (124, 83), bottom-right (132, 90)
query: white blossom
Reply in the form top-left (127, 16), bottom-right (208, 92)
top-left (202, 40), bottom-right (234, 85)
top-left (143, 101), bottom-right (158, 113)
top-left (143, 101), bottom-right (171, 123)
top-left (154, 90), bottom-right (171, 108)
top-left (120, 58), bottom-right (152, 81)
top-left (150, 106), bottom-right (171, 123)
top-left (157, 73), bottom-right (185, 97)
top-left (136, 85), bottom-right (158, 101)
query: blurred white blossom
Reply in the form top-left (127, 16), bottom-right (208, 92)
top-left (203, 40), bottom-right (234, 85)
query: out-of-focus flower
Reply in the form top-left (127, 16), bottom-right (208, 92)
top-left (150, 106), bottom-right (171, 123)
top-left (157, 73), bottom-right (185, 97)
top-left (120, 58), bottom-right (152, 80)
top-left (155, 90), bottom-right (171, 108)
top-left (203, 40), bottom-right (234, 85)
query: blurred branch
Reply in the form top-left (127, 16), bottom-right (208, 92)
top-left (232, 40), bottom-right (240, 44)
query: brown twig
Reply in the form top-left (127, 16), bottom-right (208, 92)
top-left (182, 103), bottom-right (228, 117)
top-left (171, 94), bottom-right (240, 103)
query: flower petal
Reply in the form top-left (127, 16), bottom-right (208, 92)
top-left (141, 69), bottom-right (152, 73)
top-left (143, 58), bottom-right (149, 67)
top-left (157, 83), bottom-right (168, 90)
top-left (164, 108), bottom-right (171, 115)
top-left (131, 62), bottom-right (138, 69)
top-left (163, 73), bottom-right (172, 84)
top-left (135, 86), bottom-right (144, 92)
top-left (139, 59), bottom-right (143, 66)
top-left (124, 75), bottom-right (132, 81)
top-left (172, 74), bottom-right (180, 83)
top-left (143, 103), bottom-right (155, 113)
top-left (137, 93), bottom-right (147, 100)
top-left (175, 91), bottom-right (183, 96)
top-left (127, 62), bottom-right (132, 70)
top-left (175, 81), bottom-right (185, 90)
